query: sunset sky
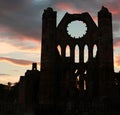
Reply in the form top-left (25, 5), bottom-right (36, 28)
top-left (0, 0), bottom-right (120, 85)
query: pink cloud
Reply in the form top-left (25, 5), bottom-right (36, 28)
top-left (0, 57), bottom-right (40, 67)
top-left (17, 34), bottom-right (41, 43)
top-left (54, 2), bottom-right (82, 14)
top-left (105, 1), bottom-right (120, 20)
top-left (0, 25), bottom-right (41, 43)
top-left (0, 31), bottom-right (41, 53)
top-left (106, 5), bottom-right (120, 15)
top-left (113, 38), bottom-right (120, 48)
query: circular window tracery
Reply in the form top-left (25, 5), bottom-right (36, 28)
top-left (67, 20), bottom-right (87, 39)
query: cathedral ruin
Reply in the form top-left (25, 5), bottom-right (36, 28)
top-left (0, 6), bottom-right (120, 115)
top-left (36, 6), bottom-right (120, 114)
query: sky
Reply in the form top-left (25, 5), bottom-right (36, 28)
top-left (0, 0), bottom-right (120, 85)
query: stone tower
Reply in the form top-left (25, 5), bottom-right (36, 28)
top-left (98, 6), bottom-right (114, 97)
top-left (39, 7), bottom-right (61, 110)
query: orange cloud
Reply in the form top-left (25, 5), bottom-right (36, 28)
top-left (0, 75), bottom-right (20, 85)
top-left (114, 55), bottom-right (120, 72)
top-left (0, 26), bottom-right (41, 53)
top-left (0, 42), bottom-right (18, 54)
top-left (0, 57), bottom-right (40, 67)
top-left (54, 2), bottom-right (82, 14)
top-left (19, 34), bottom-right (41, 53)
top-left (0, 35), bottom-right (41, 54)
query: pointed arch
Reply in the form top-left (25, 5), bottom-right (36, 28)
top-left (84, 80), bottom-right (87, 91)
top-left (93, 44), bottom-right (98, 58)
top-left (57, 45), bottom-right (61, 55)
top-left (84, 45), bottom-right (89, 63)
top-left (66, 45), bottom-right (70, 57)
top-left (76, 75), bottom-right (80, 89)
top-left (74, 45), bottom-right (80, 63)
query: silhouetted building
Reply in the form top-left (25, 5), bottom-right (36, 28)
top-left (1, 6), bottom-right (120, 115)
top-left (18, 63), bottom-right (40, 113)
top-left (38, 6), bottom-right (118, 114)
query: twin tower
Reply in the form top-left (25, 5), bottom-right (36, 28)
top-left (39, 6), bottom-right (114, 110)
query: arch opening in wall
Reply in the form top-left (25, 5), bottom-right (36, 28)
top-left (93, 44), bottom-right (98, 58)
top-left (76, 75), bottom-right (80, 89)
top-left (66, 45), bottom-right (70, 57)
top-left (84, 45), bottom-right (89, 63)
top-left (84, 70), bottom-right (87, 74)
top-left (67, 20), bottom-right (87, 39)
top-left (57, 45), bottom-right (61, 55)
top-left (84, 80), bottom-right (87, 91)
top-left (74, 45), bottom-right (80, 63)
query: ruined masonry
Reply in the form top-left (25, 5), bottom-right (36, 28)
top-left (1, 6), bottom-right (120, 115)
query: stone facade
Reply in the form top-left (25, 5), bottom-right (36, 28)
top-left (1, 6), bottom-right (120, 115)
top-left (38, 6), bottom-right (116, 113)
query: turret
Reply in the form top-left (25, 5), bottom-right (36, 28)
top-left (41, 7), bottom-right (57, 71)
top-left (39, 7), bottom-right (58, 107)
top-left (32, 63), bottom-right (37, 70)
top-left (98, 6), bottom-right (114, 97)
top-left (98, 6), bottom-right (113, 72)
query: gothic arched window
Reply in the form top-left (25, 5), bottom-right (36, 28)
top-left (74, 45), bottom-right (80, 63)
top-left (84, 45), bottom-right (89, 63)
top-left (66, 45), bottom-right (70, 57)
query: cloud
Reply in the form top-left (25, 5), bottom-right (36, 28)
top-left (0, 0), bottom-right (28, 11)
top-left (113, 22), bottom-right (120, 32)
top-left (104, 0), bottom-right (120, 21)
top-left (0, 0), bottom-right (42, 40)
top-left (0, 0), bottom-right (119, 41)
top-left (0, 74), bottom-right (10, 76)
top-left (53, 0), bottom-right (120, 32)
top-left (5, 36), bottom-right (41, 52)
top-left (0, 41), bottom-right (40, 54)
top-left (0, 57), bottom-right (40, 66)
top-left (113, 38), bottom-right (120, 48)
top-left (0, 0), bottom-right (120, 57)
top-left (0, 72), bottom-right (19, 84)
top-left (0, 0), bottom-right (102, 41)
top-left (53, 0), bottom-right (102, 15)
top-left (54, 2), bottom-right (82, 14)
top-left (114, 55), bottom-right (120, 70)
top-left (0, 30), bottom-right (41, 54)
